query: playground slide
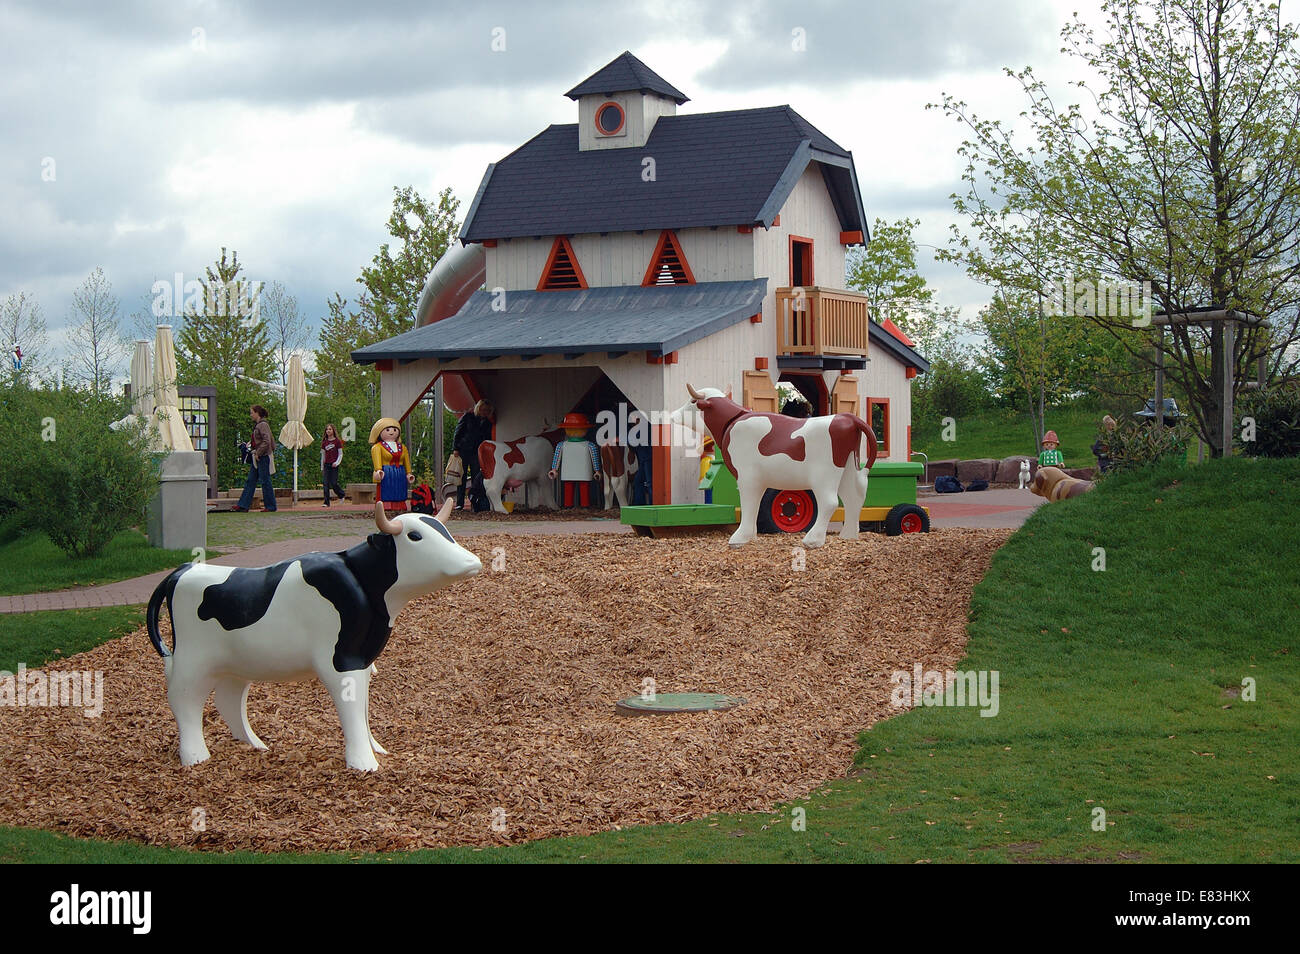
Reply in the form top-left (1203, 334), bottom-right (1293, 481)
top-left (415, 242), bottom-right (486, 414)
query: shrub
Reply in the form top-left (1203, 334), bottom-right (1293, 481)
top-left (1237, 381), bottom-right (1300, 458)
top-left (1100, 418), bottom-right (1191, 475)
top-left (0, 383), bottom-right (162, 557)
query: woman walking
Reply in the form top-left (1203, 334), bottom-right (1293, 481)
top-left (321, 423), bottom-right (346, 506)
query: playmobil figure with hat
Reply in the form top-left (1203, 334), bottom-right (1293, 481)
top-left (1038, 429), bottom-right (1065, 468)
top-left (370, 417), bottom-right (414, 513)
top-left (548, 412), bottom-right (602, 508)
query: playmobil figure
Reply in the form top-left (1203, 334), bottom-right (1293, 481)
top-left (478, 432), bottom-right (557, 512)
top-left (673, 384), bottom-right (877, 548)
top-left (1017, 459), bottom-right (1032, 490)
top-left (1028, 465), bottom-right (1094, 501)
top-left (146, 499), bottom-right (481, 771)
top-left (548, 412), bottom-right (601, 508)
top-left (1038, 430), bottom-right (1065, 468)
top-left (370, 417), bottom-right (414, 513)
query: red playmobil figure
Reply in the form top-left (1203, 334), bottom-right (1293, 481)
top-left (370, 417), bottom-right (414, 514)
top-left (548, 412), bottom-right (601, 507)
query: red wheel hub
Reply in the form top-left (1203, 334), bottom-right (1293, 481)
top-left (899, 511), bottom-right (924, 533)
top-left (771, 490), bottom-right (813, 533)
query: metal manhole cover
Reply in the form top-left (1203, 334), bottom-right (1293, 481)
top-left (615, 692), bottom-right (746, 715)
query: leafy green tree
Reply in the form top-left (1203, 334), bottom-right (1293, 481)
top-left (846, 217), bottom-right (935, 333)
top-left (176, 248), bottom-right (275, 388)
top-left (936, 0), bottom-right (1300, 455)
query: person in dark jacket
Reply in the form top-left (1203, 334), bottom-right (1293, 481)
top-left (233, 405), bottom-right (277, 512)
top-left (453, 400), bottom-right (494, 510)
top-left (627, 409), bottom-right (654, 506)
top-left (1091, 415), bottom-right (1117, 474)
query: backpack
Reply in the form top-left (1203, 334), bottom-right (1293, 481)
top-left (935, 475), bottom-right (964, 494)
top-left (967, 478), bottom-right (990, 492)
top-left (410, 483), bottom-right (435, 514)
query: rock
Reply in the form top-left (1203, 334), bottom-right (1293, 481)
top-left (995, 456), bottom-right (1036, 483)
top-left (926, 459), bottom-right (958, 480)
top-left (1065, 467), bottom-right (1097, 481)
top-left (956, 458), bottom-right (998, 484)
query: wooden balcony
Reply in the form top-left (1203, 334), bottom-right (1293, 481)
top-left (774, 286), bottom-right (871, 358)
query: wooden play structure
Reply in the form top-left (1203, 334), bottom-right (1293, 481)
top-left (352, 51), bottom-right (929, 509)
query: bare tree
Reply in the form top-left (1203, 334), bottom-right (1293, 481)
top-left (260, 281), bottom-right (311, 388)
top-left (1, 291), bottom-right (48, 385)
top-left (68, 266), bottom-right (129, 395)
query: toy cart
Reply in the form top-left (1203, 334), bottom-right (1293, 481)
top-left (621, 447), bottom-right (930, 538)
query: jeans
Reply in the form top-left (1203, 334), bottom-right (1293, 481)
top-left (238, 456), bottom-right (276, 510)
top-left (323, 464), bottom-right (345, 504)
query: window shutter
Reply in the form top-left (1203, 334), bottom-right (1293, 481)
top-left (641, 231), bottom-right (696, 286)
top-left (537, 237), bottom-right (588, 291)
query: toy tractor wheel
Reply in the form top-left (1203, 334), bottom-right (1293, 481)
top-left (885, 503), bottom-right (930, 536)
top-left (757, 488), bottom-right (818, 534)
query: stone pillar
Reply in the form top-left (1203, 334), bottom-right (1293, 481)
top-left (148, 450), bottom-right (209, 551)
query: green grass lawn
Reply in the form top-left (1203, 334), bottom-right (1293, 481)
top-left (1, 456), bottom-right (1295, 862)
top-left (0, 605), bottom-right (145, 672)
top-left (912, 404), bottom-right (1109, 467)
top-left (0, 530), bottom-right (201, 596)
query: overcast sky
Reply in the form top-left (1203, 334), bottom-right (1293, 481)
top-left (2, 0), bottom-right (1095, 370)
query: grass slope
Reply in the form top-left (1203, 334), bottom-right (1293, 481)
top-left (0, 606), bottom-right (145, 672)
top-left (2, 457), bottom-right (1296, 862)
top-left (912, 404), bottom-right (1111, 468)
top-left (0, 530), bottom-right (199, 596)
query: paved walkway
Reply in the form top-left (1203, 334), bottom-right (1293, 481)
top-left (0, 489), bottom-right (1043, 614)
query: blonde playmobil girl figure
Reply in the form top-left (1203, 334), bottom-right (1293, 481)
top-left (370, 417), bottom-right (414, 513)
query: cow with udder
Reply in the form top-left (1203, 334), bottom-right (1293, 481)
top-left (598, 443), bottom-right (639, 508)
top-left (146, 498), bottom-right (481, 771)
top-left (672, 384), bottom-right (878, 548)
top-left (477, 434), bottom-right (557, 513)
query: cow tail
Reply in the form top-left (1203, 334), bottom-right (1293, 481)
top-left (854, 415), bottom-right (879, 470)
top-left (146, 565), bottom-right (188, 659)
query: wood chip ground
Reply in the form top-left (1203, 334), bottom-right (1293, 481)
top-left (0, 529), bottom-right (1010, 853)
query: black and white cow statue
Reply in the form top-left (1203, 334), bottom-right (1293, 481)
top-left (146, 498), bottom-right (481, 771)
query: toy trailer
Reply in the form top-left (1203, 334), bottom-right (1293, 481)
top-left (621, 447), bottom-right (930, 537)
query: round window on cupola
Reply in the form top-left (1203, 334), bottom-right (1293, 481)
top-left (595, 101), bottom-right (625, 136)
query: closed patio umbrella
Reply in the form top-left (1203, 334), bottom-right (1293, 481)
top-left (278, 353), bottom-right (313, 506)
top-left (153, 324), bottom-right (193, 453)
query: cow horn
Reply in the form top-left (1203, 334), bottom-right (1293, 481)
top-left (686, 383), bottom-right (702, 400)
top-left (434, 496), bottom-right (455, 524)
top-left (374, 499), bottom-right (401, 535)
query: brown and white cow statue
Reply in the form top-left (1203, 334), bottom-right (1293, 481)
top-left (598, 443), bottom-right (639, 508)
top-left (672, 384), bottom-right (878, 548)
top-left (477, 434), bottom-right (557, 512)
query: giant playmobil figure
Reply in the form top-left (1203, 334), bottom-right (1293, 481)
top-left (673, 384), bottom-right (878, 548)
top-left (548, 412), bottom-right (602, 507)
top-left (370, 417), bottom-right (414, 513)
top-left (146, 498), bottom-right (481, 771)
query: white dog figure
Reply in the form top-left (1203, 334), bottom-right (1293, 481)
top-left (1018, 459), bottom-right (1031, 490)
top-left (146, 499), bottom-right (481, 771)
top-left (671, 384), bottom-right (878, 548)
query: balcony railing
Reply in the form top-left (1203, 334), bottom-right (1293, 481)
top-left (774, 286), bottom-right (872, 357)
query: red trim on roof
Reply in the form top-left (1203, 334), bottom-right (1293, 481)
top-left (881, 318), bottom-right (915, 347)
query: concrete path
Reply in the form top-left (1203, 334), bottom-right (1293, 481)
top-left (0, 489), bottom-right (1044, 614)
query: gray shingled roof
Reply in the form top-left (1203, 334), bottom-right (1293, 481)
top-left (565, 51), bottom-right (689, 104)
top-left (459, 105), bottom-right (867, 241)
top-left (351, 280), bottom-right (768, 363)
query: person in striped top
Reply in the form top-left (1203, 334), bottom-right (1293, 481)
top-left (548, 412), bottom-right (602, 507)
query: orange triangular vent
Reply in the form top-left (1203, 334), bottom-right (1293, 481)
top-left (538, 237), bottom-right (587, 291)
top-left (642, 230), bottom-right (696, 286)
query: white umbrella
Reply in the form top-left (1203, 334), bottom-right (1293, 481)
top-left (153, 324), bottom-right (194, 452)
top-left (278, 353), bottom-right (313, 506)
top-left (109, 340), bottom-right (160, 444)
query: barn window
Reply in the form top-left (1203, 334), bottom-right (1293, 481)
top-left (641, 230), bottom-right (696, 286)
top-left (595, 101), bottom-right (626, 136)
top-left (867, 397), bottom-right (891, 457)
top-left (537, 236), bottom-right (588, 291)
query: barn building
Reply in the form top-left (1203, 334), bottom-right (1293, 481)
top-left (353, 52), bottom-right (929, 505)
